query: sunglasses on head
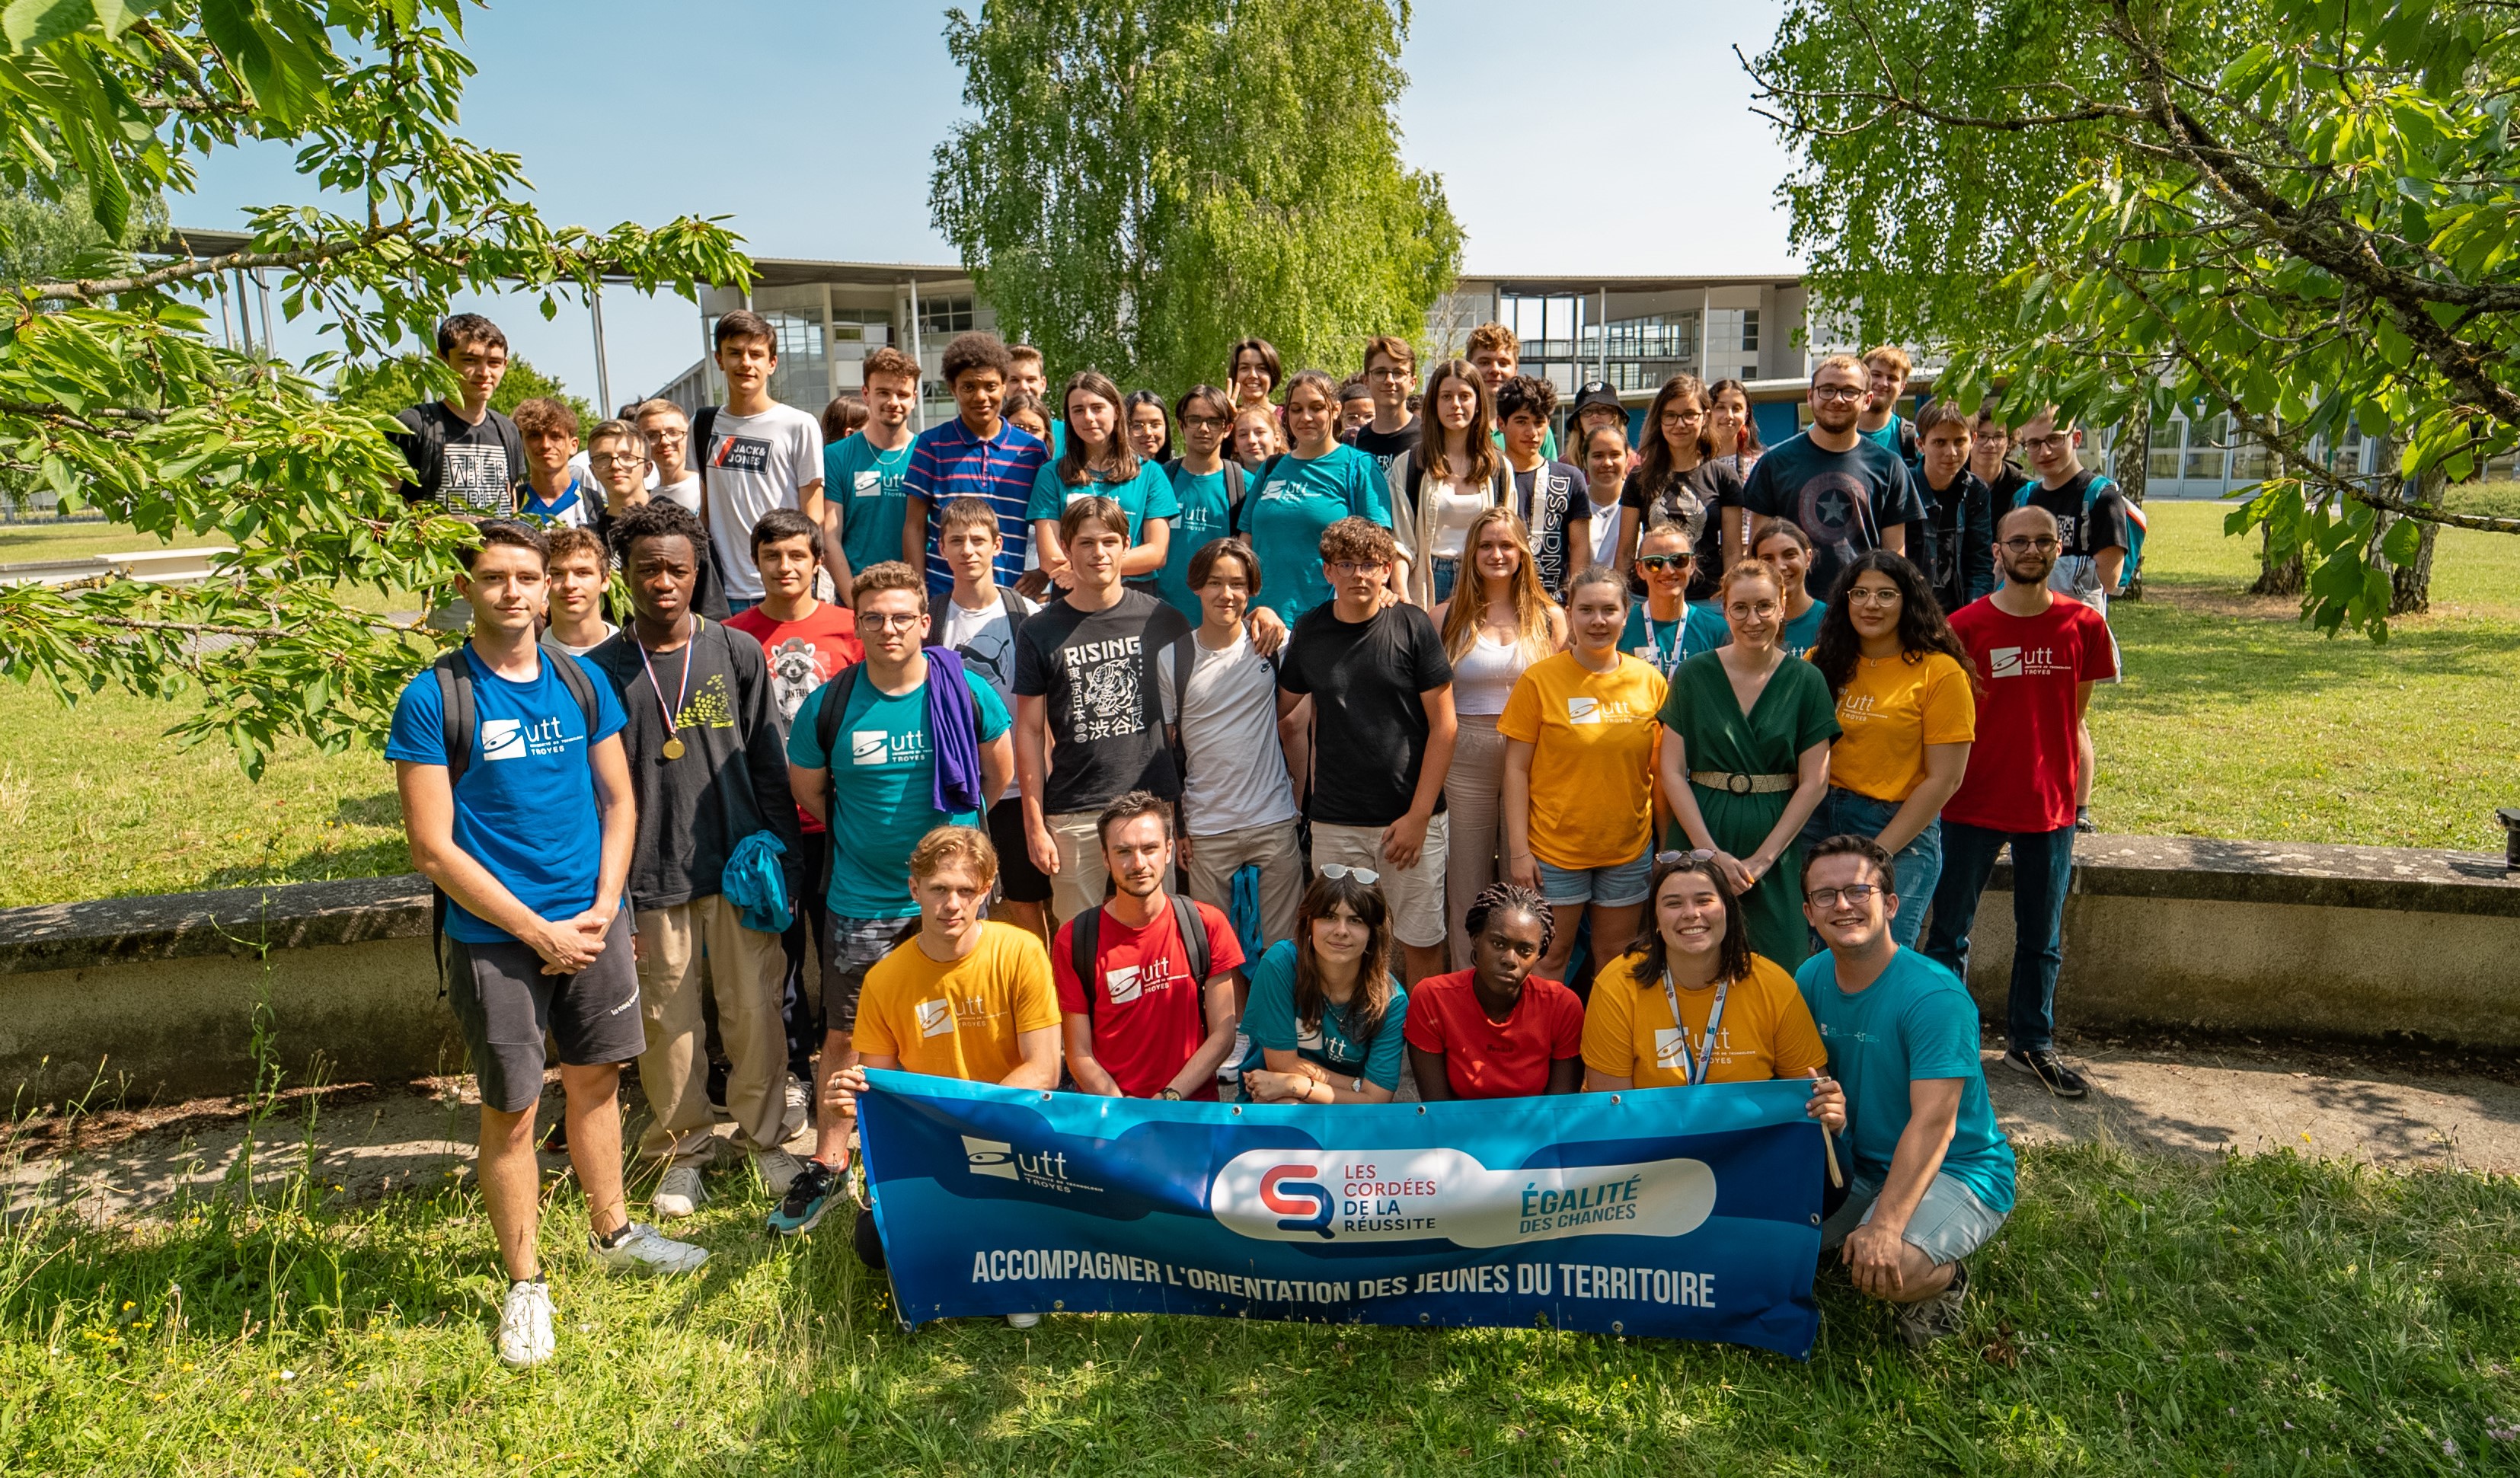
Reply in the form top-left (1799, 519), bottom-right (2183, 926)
top-left (1318, 863), bottom-right (1382, 886)
top-left (1655, 848), bottom-right (1719, 867)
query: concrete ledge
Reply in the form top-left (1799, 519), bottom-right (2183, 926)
top-left (0, 873), bottom-right (431, 975)
top-left (2006, 834), bottom-right (2520, 917)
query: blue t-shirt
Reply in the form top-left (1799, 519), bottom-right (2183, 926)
top-left (786, 666), bottom-right (1012, 919)
top-left (1024, 460), bottom-right (1180, 544)
top-left (1157, 464), bottom-right (1234, 620)
top-left (1244, 444), bottom-right (1392, 622)
top-left (1793, 947), bottom-right (2017, 1215)
top-left (826, 432), bottom-right (915, 579)
top-left (385, 646), bottom-right (628, 945)
top-left (1234, 938), bottom-right (1410, 1090)
top-left (1860, 413), bottom-right (1908, 461)
top-left (1618, 601), bottom-right (1731, 678)
top-left (1739, 431), bottom-right (1928, 605)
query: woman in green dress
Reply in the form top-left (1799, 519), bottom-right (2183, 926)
top-left (1655, 558), bottom-right (1838, 963)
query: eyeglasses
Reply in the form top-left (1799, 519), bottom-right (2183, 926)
top-left (2000, 536), bottom-right (2062, 553)
top-left (1183, 414), bottom-right (1231, 430)
top-left (1805, 883), bottom-right (1887, 907)
top-left (1636, 554), bottom-right (1694, 572)
top-left (1813, 385), bottom-right (1866, 402)
top-left (1845, 587), bottom-right (1902, 605)
top-left (2020, 433), bottom-right (2074, 452)
top-left (1368, 366), bottom-right (1411, 381)
top-left (1655, 849), bottom-right (1718, 866)
top-left (589, 452), bottom-right (648, 468)
top-left (1326, 560), bottom-right (1386, 577)
top-left (1660, 410), bottom-right (1704, 427)
top-left (861, 612), bottom-right (924, 631)
top-left (1318, 863), bottom-right (1382, 886)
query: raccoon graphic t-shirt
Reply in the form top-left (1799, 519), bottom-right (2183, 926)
top-left (787, 663), bottom-right (1011, 918)
top-left (727, 601), bottom-right (865, 834)
top-left (698, 403), bottom-right (824, 602)
top-left (1013, 588), bottom-right (1191, 815)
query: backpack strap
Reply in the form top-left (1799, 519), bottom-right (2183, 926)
top-left (814, 662), bottom-right (864, 838)
top-left (690, 405), bottom-right (720, 495)
top-left (1072, 905), bottom-right (1103, 1026)
top-left (429, 649), bottom-right (474, 994)
top-left (1169, 892), bottom-right (1210, 986)
top-left (1168, 633), bottom-right (1197, 837)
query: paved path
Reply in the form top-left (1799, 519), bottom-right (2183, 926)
top-left (7, 1047), bottom-right (2514, 1222)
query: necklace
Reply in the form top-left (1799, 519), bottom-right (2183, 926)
top-left (638, 617), bottom-right (700, 760)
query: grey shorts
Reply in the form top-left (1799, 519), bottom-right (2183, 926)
top-left (1819, 1171), bottom-right (2008, 1268)
top-left (823, 914), bottom-right (915, 1030)
top-left (446, 911), bottom-right (644, 1115)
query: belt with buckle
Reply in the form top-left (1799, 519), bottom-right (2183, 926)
top-left (1689, 770), bottom-right (1797, 796)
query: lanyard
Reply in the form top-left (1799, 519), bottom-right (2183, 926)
top-left (1643, 615), bottom-right (1682, 675)
top-left (637, 617), bottom-right (701, 759)
top-left (1659, 969), bottom-right (1730, 1086)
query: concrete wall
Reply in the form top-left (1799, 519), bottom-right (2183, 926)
top-left (2, 835), bottom-right (2513, 1106)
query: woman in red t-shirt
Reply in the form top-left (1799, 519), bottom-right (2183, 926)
top-left (1403, 883), bottom-right (1586, 1100)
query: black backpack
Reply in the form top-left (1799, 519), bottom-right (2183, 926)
top-left (429, 646), bottom-right (602, 987)
top-left (1163, 455), bottom-right (1252, 539)
top-left (1068, 892), bottom-right (1212, 1025)
top-left (679, 404), bottom-right (735, 620)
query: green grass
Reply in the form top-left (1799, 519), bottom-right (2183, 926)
top-left (0, 519), bottom-right (190, 564)
top-left (4, 1138), bottom-right (2513, 1476)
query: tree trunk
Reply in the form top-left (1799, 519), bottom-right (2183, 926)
top-left (2110, 399), bottom-right (2151, 600)
top-left (2390, 464), bottom-right (2444, 615)
top-left (2250, 524), bottom-right (2304, 595)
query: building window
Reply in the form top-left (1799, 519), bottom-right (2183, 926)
top-left (918, 295), bottom-right (974, 337)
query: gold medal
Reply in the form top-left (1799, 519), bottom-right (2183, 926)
top-left (661, 736), bottom-right (687, 761)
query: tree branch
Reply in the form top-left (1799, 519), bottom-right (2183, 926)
top-left (18, 224), bottom-right (415, 305)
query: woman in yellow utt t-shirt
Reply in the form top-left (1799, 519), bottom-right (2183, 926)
top-left (1583, 854), bottom-right (1844, 1125)
top-left (1801, 551), bottom-right (1978, 949)
top-left (1500, 563), bottom-right (1668, 987)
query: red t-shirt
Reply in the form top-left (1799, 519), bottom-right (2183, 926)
top-left (1943, 595), bottom-right (2117, 832)
top-left (727, 601), bottom-right (864, 833)
top-left (1052, 899), bottom-right (1246, 1100)
top-left (1401, 970), bottom-right (1586, 1100)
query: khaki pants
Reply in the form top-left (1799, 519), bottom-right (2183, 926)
top-left (634, 893), bottom-right (789, 1168)
top-left (1182, 817), bottom-right (1305, 950)
top-left (1442, 713), bottom-right (1508, 969)
top-left (1046, 809), bottom-right (1111, 926)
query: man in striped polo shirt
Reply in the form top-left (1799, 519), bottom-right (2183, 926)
top-left (901, 331), bottom-right (1052, 594)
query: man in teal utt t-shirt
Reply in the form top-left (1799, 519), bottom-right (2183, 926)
top-left (1793, 833), bottom-right (2015, 1349)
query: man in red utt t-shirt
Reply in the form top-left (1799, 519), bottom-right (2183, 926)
top-left (1054, 792), bottom-right (1244, 1100)
top-left (1403, 884), bottom-right (1583, 1099)
top-left (727, 508), bottom-right (864, 1096)
top-left (1923, 505), bottom-right (2115, 1103)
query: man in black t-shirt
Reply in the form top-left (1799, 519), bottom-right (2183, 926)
top-left (389, 313), bottom-right (525, 519)
top-left (1346, 334), bottom-right (1423, 483)
top-left (1739, 354), bottom-right (1928, 602)
top-left (1276, 516), bottom-right (1458, 985)
top-left (1014, 496), bottom-right (1193, 925)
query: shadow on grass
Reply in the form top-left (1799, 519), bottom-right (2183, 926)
top-left (2110, 589), bottom-right (2515, 711)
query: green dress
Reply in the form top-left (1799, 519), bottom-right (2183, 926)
top-left (1656, 651), bottom-right (1841, 965)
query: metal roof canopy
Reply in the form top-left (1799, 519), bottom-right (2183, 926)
top-left (1471, 272), bottom-right (1800, 294)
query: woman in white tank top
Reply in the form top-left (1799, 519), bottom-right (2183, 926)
top-left (1430, 506), bottom-right (1565, 968)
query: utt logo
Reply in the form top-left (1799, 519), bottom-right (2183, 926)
top-left (1257, 1164), bottom-right (1335, 1239)
top-left (963, 1135), bottom-right (1017, 1180)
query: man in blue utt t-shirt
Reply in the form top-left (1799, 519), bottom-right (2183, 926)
top-left (1792, 832), bottom-right (2017, 1349)
top-left (387, 521), bottom-right (707, 1372)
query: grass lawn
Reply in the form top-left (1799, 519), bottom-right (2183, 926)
top-left (4, 1139), bottom-right (2513, 1476)
top-left (2, 499), bottom-right (2516, 908)
top-left (0, 518), bottom-right (192, 564)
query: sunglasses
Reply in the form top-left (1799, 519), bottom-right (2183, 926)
top-left (1656, 848), bottom-right (1719, 867)
top-left (1318, 863), bottom-right (1382, 886)
top-left (1636, 554), bottom-right (1694, 572)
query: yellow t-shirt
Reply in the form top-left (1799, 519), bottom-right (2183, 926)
top-left (1819, 650), bottom-right (1975, 803)
top-left (854, 921), bottom-right (1062, 1083)
top-left (1496, 651), bottom-right (1669, 870)
top-left (1579, 952), bottom-right (1826, 1088)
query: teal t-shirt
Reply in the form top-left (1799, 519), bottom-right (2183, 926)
top-left (785, 667), bottom-right (1011, 918)
top-left (826, 433), bottom-right (915, 579)
top-left (1158, 464), bottom-right (1234, 619)
top-left (1656, 599), bottom-right (1822, 662)
top-left (1781, 601), bottom-right (1824, 659)
top-left (1793, 947), bottom-right (2017, 1215)
top-left (1619, 601), bottom-right (1732, 678)
top-left (1861, 413), bottom-right (1907, 460)
top-left (1025, 460), bottom-right (1180, 544)
top-left (1235, 938), bottom-right (1410, 1091)
top-left (1244, 444), bottom-right (1392, 622)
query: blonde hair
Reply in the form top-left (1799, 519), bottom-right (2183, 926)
top-left (1863, 344), bottom-right (1913, 378)
top-left (1717, 558), bottom-right (1783, 602)
top-left (908, 824), bottom-right (998, 886)
top-left (1440, 507), bottom-right (1560, 663)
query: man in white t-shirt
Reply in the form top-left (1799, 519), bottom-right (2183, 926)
top-left (637, 400), bottom-right (703, 515)
top-left (698, 310), bottom-right (832, 611)
top-left (934, 496), bottom-right (1052, 942)
top-left (1159, 536), bottom-right (1302, 949)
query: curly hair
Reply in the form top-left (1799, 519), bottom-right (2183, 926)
top-left (1807, 550), bottom-right (1982, 700)
top-left (610, 497), bottom-right (704, 563)
top-left (1464, 883), bottom-right (1554, 958)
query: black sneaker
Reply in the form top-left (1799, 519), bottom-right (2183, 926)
top-left (1896, 1259), bottom-right (1969, 1348)
top-left (766, 1158), bottom-right (840, 1237)
top-left (2004, 1048), bottom-right (2090, 1099)
top-left (2074, 806), bottom-right (2096, 833)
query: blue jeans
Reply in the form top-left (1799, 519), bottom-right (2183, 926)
top-left (1924, 820), bottom-right (2075, 1052)
top-left (1797, 787), bottom-right (1942, 950)
top-left (1429, 555), bottom-right (1458, 603)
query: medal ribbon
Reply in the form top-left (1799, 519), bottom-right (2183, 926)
top-left (637, 616), bottom-right (700, 754)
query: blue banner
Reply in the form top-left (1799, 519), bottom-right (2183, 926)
top-left (857, 1071), bottom-right (1826, 1358)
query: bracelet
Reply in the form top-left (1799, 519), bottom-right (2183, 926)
top-left (1156, 1087), bottom-right (1183, 1101)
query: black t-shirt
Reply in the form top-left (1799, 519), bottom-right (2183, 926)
top-left (2023, 470), bottom-right (2132, 557)
top-left (1014, 589), bottom-right (1192, 813)
top-left (1739, 431), bottom-right (1929, 602)
top-left (389, 402), bottom-right (525, 515)
top-left (1621, 458), bottom-right (1746, 596)
top-left (1278, 601), bottom-right (1453, 827)
top-left (1349, 419), bottom-right (1423, 485)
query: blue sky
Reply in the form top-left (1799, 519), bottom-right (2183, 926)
top-left (181, 0), bottom-right (1797, 403)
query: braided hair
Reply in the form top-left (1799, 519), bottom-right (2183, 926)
top-left (1463, 882), bottom-right (1554, 958)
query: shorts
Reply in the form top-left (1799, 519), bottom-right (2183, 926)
top-left (822, 914), bottom-right (914, 1031)
top-left (987, 796), bottom-right (1055, 905)
top-left (1535, 850), bottom-right (1653, 908)
top-left (446, 911), bottom-right (644, 1114)
top-left (1819, 1171), bottom-right (2007, 1268)
top-left (1311, 814), bottom-right (1450, 950)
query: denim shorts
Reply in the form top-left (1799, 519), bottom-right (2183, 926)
top-left (1819, 1171), bottom-right (2007, 1267)
top-left (1535, 850), bottom-right (1653, 908)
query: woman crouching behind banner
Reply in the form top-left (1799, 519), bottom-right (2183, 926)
top-left (1238, 871), bottom-right (1410, 1104)
top-left (1583, 853), bottom-right (1847, 1202)
top-left (1404, 883), bottom-right (1584, 1100)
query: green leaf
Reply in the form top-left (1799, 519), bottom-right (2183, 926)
top-left (2380, 515), bottom-right (2423, 565)
top-left (3, 0), bottom-right (95, 51)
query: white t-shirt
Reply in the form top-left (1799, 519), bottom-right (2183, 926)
top-left (653, 473), bottom-right (702, 513)
top-left (1157, 630), bottom-right (1298, 837)
top-left (1580, 495), bottom-right (1624, 570)
top-left (540, 623), bottom-right (618, 659)
top-left (941, 589), bottom-right (1022, 801)
top-left (699, 404), bottom-right (823, 600)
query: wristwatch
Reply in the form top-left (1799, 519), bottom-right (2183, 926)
top-left (1157, 1087), bottom-right (1183, 1101)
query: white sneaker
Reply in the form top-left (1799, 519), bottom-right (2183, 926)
top-left (496, 1278), bottom-right (555, 1368)
top-left (754, 1147), bottom-right (807, 1198)
top-left (1005, 1312), bottom-right (1041, 1330)
top-left (653, 1165), bottom-right (706, 1220)
top-left (784, 1075), bottom-right (813, 1136)
top-left (591, 1221), bottom-right (710, 1276)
